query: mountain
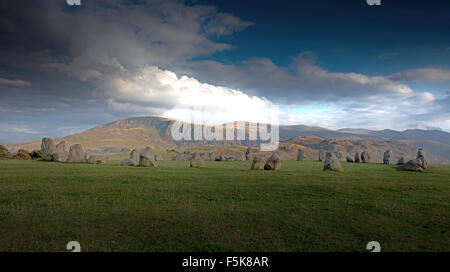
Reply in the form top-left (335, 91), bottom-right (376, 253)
top-left (5, 116), bottom-right (450, 163)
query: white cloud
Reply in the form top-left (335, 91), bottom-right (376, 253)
top-left (104, 66), bottom-right (278, 125)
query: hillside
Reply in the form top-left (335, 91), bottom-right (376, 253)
top-left (5, 116), bottom-right (450, 163)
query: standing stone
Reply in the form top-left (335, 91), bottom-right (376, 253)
top-left (190, 159), bottom-right (206, 168)
top-left (346, 156), bottom-right (354, 163)
top-left (41, 137), bottom-right (57, 161)
top-left (251, 156), bottom-right (265, 170)
top-left (139, 155), bottom-right (158, 167)
top-left (397, 159), bottom-right (424, 172)
top-left (121, 158), bottom-right (138, 166)
top-left (52, 151), bottom-right (68, 162)
top-left (56, 141), bottom-right (66, 153)
top-left (397, 157), bottom-right (405, 165)
top-left (416, 148), bottom-right (428, 169)
top-left (130, 148), bottom-right (140, 162)
top-left (67, 144), bottom-right (85, 163)
top-left (383, 150), bottom-right (391, 164)
top-left (264, 153), bottom-right (281, 170)
top-left (324, 152), bottom-right (344, 172)
top-left (84, 149), bottom-right (92, 161)
top-left (50, 141), bottom-right (69, 162)
top-left (361, 151), bottom-right (370, 163)
top-left (140, 147), bottom-right (155, 161)
top-left (245, 147), bottom-right (252, 160)
top-left (355, 152), bottom-right (361, 163)
top-left (297, 149), bottom-right (306, 161)
top-left (319, 150), bottom-right (325, 161)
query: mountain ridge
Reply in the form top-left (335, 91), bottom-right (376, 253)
top-left (5, 116), bottom-right (450, 163)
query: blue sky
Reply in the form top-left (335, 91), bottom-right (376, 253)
top-left (0, 0), bottom-right (449, 143)
top-left (196, 0), bottom-right (450, 72)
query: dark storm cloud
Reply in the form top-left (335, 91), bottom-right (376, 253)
top-left (0, 0), bottom-right (254, 143)
top-left (180, 52), bottom-right (414, 105)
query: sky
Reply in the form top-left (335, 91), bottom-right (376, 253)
top-left (0, 0), bottom-right (450, 144)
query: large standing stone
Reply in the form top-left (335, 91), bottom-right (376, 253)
top-left (416, 148), bottom-right (428, 169)
top-left (397, 157), bottom-right (405, 165)
top-left (324, 152), bottom-right (344, 172)
top-left (346, 156), bottom-right (354, 163)
top-left (318, 150), bottom-right (325, 161)
top-left (264, 153), bottom-right (281, 170)
top-left (67, 144), bottom-right (85, 163)
top-left (361, 151), bottom-right (370, 163)
top-left (383, 150), bottom-right (392, 164)
top-left (130, 148), bottom-right (140, 162)
top-left (121, 158), bottom-right (138, 166)
top-left (52, 141), bottom-right (69, 162)
top-left (190, 159), bottom-right (206, 168)
top-left (52, 151), bottom-right (68, 162)
top-left (297, 149), bottom-right (306, 161)
top-left (251, 156), bottom-right (265, 170)
top-left (397, 159), bottom-right (424, 172)
top-left (355, 152), bottom-right (361, 163)
top-left (140, 147), bottom-right (155, 161)
top-left (56, 141), bottom-right (66, 153)
top-left (139, 155), bottom-right (158, 167)
top-left (41, 138), bottom-right (57, 161)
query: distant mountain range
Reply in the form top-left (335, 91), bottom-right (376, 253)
top-left (5, 116), bottom-right (450, 163)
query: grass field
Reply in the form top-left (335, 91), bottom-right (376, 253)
top-left (0, 159), bottom-right (449, 252)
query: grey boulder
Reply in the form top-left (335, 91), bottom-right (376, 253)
top-left (397, 159), bottom-right (424, 172)
top-left (41, 137), bottom-right (57, 161)
top-left (416, 148), bottom-right (428, 169)
top-left (361, 151), bottom-right (370, 163)
top-left (251, 156), bottom-right (265, 170)
top-left (139, 155), bottom-right (158, 167)
top-left (264, 153), bottom-right (281, 170)
top-left (324, 152), bottom-right (344, 172)
top-left (130, 148), bottom-right (140, 162)
top-left (121, 158), bottom-right (138, 166)
top-left (190, 159), bottom-right (206, 168)
top-left (297, 149), bottom-right (305, 161)
top-left (383, 150), bottom-right (391, 165)
top-left (67, 144), bottom-right (85, 163)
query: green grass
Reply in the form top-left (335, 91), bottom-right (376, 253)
top-left (0, 159), bottom-right (449, 252)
